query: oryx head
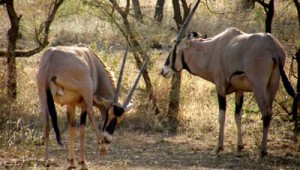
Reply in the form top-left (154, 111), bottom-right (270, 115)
top-left (161, 0), bottom-right (201, 78)
top-left (94, 46), bottom-right (149, 144)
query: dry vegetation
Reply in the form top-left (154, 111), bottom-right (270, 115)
top-left (0, 0), bottom-right (299, 169)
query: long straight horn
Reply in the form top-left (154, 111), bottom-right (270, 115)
top-left (175, 0), bottom-right (201, 42)
top-left (113, 45), bottom-right (129, 105)
top-left (122, 55), bottom-right (150, 109)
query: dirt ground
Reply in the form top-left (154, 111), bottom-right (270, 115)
top-left (1, 128), bottom-right (299, 170)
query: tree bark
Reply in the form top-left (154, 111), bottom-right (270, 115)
top-left (5, 0), bottom-right (21, 99)
top-left (172, 0), bottom-right (183, 29)
top-left (265, 0), bottom-right (274, 33)
top-left (167, 0), bottom-right (190, 131)
top-left (255, 0), bottom-right (274, 33)
top-left (294, 0), bottom-right (300, 31)
top-left (292, 48), bottom-right (300, 137)
top-left (132, 0), bottom-right (143, 22)
top-left (154, 0), bottom-right (165, 23)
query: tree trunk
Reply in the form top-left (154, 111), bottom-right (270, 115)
top-left (1, 0), bottom-right (64, 100)
top-left (132, 0), bottom-right (143, 22)
top-left (292, 48), bottom-right (300, 138)
top-left (255, 0), bottom-right (274, 33)
top-left (172, 0), bottom-right (183, 29)
top-left (167, 0), bottom-right (190, 130)
top-left (5, 0), bottom-right (21, 99)
top-left (294, 0), bottom-right (300, 31)
top-left (154, 0), bottom-right (165, 23)
top-left (265, 0), bottom-right (274, 33)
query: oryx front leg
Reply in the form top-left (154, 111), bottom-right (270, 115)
top-left (67, 106), bottom-right (76, 169)
top-left (214, 94), bottom-right (226, 155)
top-left (79, 107), bottom-right (88, 170)
top-left (235, 92), bottom-right (244, 155)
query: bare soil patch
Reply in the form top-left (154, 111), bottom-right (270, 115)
top-left (1, 128), bottom-right (299, 170)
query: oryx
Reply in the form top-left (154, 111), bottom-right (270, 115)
top-left (37, 44), bottom-right (148, 169)
top-left (160, 0), bottom-right (295, 157)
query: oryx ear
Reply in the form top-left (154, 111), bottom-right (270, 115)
top-left (188, 32), bottom-right (199, 39)
top-left (93, 96), bottom-right (112, 108)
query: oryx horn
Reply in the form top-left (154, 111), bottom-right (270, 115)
top-left (122, 55), bottom-right (150, 109)
top-left (175, 0), bottom-right (201, 42)
top-left (113, 45), bottom-right (129, 105)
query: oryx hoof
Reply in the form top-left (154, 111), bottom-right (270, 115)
top-left (67, 159), bottom-right (76, 169)
top-left (100, 145), bottom-right (107, 155)
top-left (78, 160), bottom-right (89, 170)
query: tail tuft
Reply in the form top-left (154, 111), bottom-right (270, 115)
top-left (279, 62), bottom-right (296, 98)
top-left (46, 89), bottom-right (62, 146)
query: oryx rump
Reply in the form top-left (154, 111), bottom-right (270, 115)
top-left (37, 45), bottom-right (148, 169)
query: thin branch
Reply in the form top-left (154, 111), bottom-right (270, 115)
top-left (204, 0), bottom-right (252, 22)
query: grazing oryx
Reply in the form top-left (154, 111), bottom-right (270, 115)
top-left (160, 0), bottom-right (296, 158)
top-left (37, 45), bottom-right (148, 169)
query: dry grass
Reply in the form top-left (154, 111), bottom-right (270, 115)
top-left (0, 0), bottom-right (299, 169)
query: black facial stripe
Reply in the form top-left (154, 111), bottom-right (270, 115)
top-left (218, 94), bottom-right (226, 111)
top-left (171, 44), bottom-right (177, 71)
top-left (182, 52), bottom-right (192, 73)
top-left (113, 105), bottom-right (124, 117)
top-left (106, 118), bottom-right (117, 135)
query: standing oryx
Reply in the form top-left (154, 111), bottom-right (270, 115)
top-left (160, 0), bottom-right (295, 158)
top-left (37, 44), bottom-right (148, 169)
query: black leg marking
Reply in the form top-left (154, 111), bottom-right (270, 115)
top-left (263, 114), bottom-right (272, 128)
top-left (218, 94), bottom-right (226, 111)
top-left (80, 111), bottom-right (87, 125)
top-left (235, 95), bottom-right (244, 114)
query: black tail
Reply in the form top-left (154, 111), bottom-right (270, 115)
top-left (46, 89), bottom-right (62, 145)
top-left (279, 62), bottom-right (296, 98)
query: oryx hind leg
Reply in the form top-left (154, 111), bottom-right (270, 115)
top-left (67, 105), bottom-right (76, 169)
top-left (234, 91), bottom-right (244, 155)
top-left (253, 85), bottom-right (272, 158)
top-left (78, 104), bottom-right (88, 170)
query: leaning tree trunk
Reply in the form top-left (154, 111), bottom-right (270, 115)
top-left (109, 0), bottom-right (160, 114)
top-left (132, 0), bottom-right (143, 22)
top-left (154, 0), bottom-right (165, 23)
top-left (5, 0), bottom-right (21, 99)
